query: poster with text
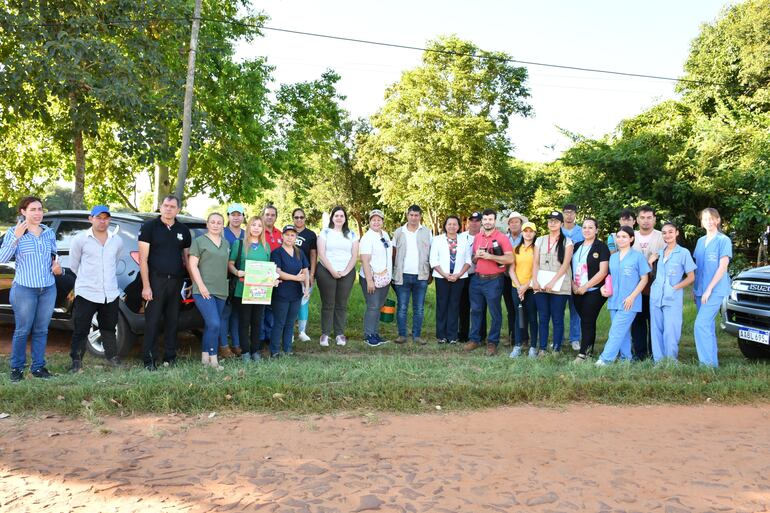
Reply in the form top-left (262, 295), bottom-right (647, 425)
top-left (242, 261), bottom-right (277, 305)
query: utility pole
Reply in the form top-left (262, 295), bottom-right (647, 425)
top-left (174, 0), bottom-right (202, 205)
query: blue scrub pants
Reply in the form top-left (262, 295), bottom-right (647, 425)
top-left (567, 295), bottom-right (581, 342)
top-left (534, 293), bottom-right (569, 351)
top-left (598, 309), bottom-right (635, 363)
top-left (650, 302), bottom-right (682, 361)
top-left (693, 294), bottom-right (723, 367)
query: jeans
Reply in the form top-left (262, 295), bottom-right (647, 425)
top-left (316, 265), bottom-right (356, 336)
top-left (573, 289), bottom-right (607, 356)
top-left (459, 274), bottom-right (486, 342)
top-left (9, 283), bottom-right (56, 371)
top-left (534, 293), bottom-right (569, 351)
top-left (470, 274), bottom-right (504, 345)
top-left (502, 277), bottom-right (517, 341)
top-left (434, 277), bottom-right (465, 341)
top-left (70, 295), bottom-right (119, 361)
top-left (219, 302), bottom-right (241, 349)
top-left (631, 294), bottom-right (652, 360)
top-left (271, 298), bottom-right (302, 355)
top-left (260, 306), bottom-right (274, 344)
top-left (395, 273), bottom-right (429, 338)
top-left (142, 274), bottom-right (183, 365)
top-left (360, 275), bottom-right (389, 337)
top-left (693, 294), bottom-right (724, 367)
top-left (599, 308), bottom-right (635, 363)
top-left (193, 294), bottom-right (226, 356)
top-left (512, 289), bottom-right (538, 347)
top-left (567, 294), bottom-right (582, 342)
top-left (237, 298), bottom-right (265, 355)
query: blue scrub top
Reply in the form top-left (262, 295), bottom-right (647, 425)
top-left (607, 249), bottom-right (650, 312)
top-left (693, 232), bottom-right (732, 297)
top-left (562, 225), bottom-right (584, 244)
top-left (650, 245), bottom-right (697, 307)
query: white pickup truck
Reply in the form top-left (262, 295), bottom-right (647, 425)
top-left (721, 266), bottom-right (770, 360)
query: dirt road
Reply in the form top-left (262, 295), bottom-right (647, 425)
top-left (1, 405), bottom-right (768, 512)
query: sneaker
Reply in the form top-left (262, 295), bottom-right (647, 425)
top-left (486, 343), bottom-right (497, 356)
top-left (414, 337), bottom-right (427, 346)
top-left (528, 347), bottom-right (538, 358)
top-left (509, 346), bottom-right (522, 358)
top-left (298, 331), bottom-right (311, 342)
top-left (69, 360), bottom-right (83, 373)
top-left (10, 368), bottom-right (23, 383)
top-left (437, 338), bottom-right (448, 345)
top-left (106, 356), bottom-right (122, 368)
top-left (394, 336), bottom-right (408, 344)
top-left (335, 335), bottom-right (347, 346)
top-left (537, 350), bottom-right (547, 358)
top-left (31, 367), bottom-right (53, 379)
top-left (145, 362), bottom-right (157, 371)
top-left (270, 353), bottom-right (281, 359)
top-left (571, 340), bottom-right (581, 351)
top-left (285, 352), bottom-right (295, 357)
top-left (320, 335), bottom-right (330, 347)
top-left (242, 353), bottom-right (252, 363)
top-left (365, 334), bottom-right (383, 347)
top-left (464, 341), bottom-right (481, 352)
top-left (595, 359), bottom-right (607, 367)
top-left (447, 339), bottom-right (458, 345)
top-left (375, 334), bottom-right (389, 345)
top-left (251, 352), bottom-right (262, 361)
top-left (573, 354), bottom-right (587, 364)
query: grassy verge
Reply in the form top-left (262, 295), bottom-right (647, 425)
top-left (1, 284), bottom-right (768, 416)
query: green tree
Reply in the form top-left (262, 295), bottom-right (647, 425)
top-left (359, 35), bottom-right (531, 232)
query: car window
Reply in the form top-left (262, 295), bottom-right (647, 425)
top-left (55, 220), bottom-right (92, 251)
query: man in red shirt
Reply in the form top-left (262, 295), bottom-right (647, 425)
top-left (262, 205), bottom-right (282, 251)
top-left (465, 209), bottom-right (514, 356)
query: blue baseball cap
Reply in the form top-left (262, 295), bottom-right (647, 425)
top-left (90, 205), bottom-right (111, 217)
top-left (227, 203), bottom-right (246, 215)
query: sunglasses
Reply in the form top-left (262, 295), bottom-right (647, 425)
top-left (293, 215), bottom-right (305, 220)
top-left (380, 237), bottom-right (389, 248)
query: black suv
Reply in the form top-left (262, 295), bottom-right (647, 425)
top-left (0, 211), bottom-right (207, 357)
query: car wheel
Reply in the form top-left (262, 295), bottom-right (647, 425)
top-left (86, 313), bottom-right (137, 358)
top-left (738, 338), bottom-right (770, 360)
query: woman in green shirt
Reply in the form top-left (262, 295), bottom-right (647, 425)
top-left (189, 213), bottom-right (231, 370)
top-left (228, 215), bottom-right (272, 361)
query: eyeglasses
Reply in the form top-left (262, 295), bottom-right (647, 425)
top-left (293, 216), bottom-right (305, 220)
top-left (380, 237), bottom-right (389, 248)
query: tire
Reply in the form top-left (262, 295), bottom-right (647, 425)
top-left (737, 338), bottom-right (770, 360)
top-left (85, 313), bottom-right (137, 358)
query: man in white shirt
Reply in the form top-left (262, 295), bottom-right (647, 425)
top-left (68, 206), bottom-right (124, 372)
top-left (631, 205), bottom-right (665, 360)
top-left (392, 205), bottom-right (432, 345)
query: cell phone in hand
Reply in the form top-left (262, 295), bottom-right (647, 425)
top-left (17, 215), bottom-right (25, 224)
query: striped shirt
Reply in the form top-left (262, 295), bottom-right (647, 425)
top-left (0, 225), bottom-right (57, 288)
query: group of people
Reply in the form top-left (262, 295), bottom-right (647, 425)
top-left (1, 195), bottom-right (731, 382)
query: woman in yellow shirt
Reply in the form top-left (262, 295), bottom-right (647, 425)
top-left (508, 222), bottom-right (538, 358)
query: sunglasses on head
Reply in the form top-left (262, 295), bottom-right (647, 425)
top-left (380, 237), bottom-right (389, 248)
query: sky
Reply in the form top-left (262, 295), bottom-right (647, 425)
top-left (236, 0), bottom-right (734, 162)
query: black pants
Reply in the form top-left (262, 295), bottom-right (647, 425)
top-left (573, 289), bottom-right (607, 356)
top-left (236, 297), bottom-right (265, 355)
top-left (70, 295), bottom-right (119, 361)
top-left (631, 294), bottom-right (652, 360)
top-left (502, 277), bottom-right (517, 343)
top-left (434, 277), bottom-right (464, 341)
top-left (459, 274), bottom-right (486, 342)
top-left (142, 273), bottom-right (183, 365)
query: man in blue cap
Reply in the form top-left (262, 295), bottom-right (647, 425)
top-left (68, 205), bottom-right (125, 372)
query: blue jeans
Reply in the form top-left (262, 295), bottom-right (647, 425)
top-left (512, 289), bottom-right (538, 347)
top-left (260, 305), bottom-right (274, 343)
top-left (567, 294), bottom-right (581, 342)
top-left (534, 293), bottom-right (569, 351)
top-left (470, 274), bottom-right (504, 345)
top-left (219, 302), bottom-right (241, 349)
top-left (395, 274), bottom-right (428, 338)
top-left (9, 283), bottom-right (57, 371)
top-left (271, 298), bottom-right (302, 355)
top-left (193, 294), bottom-right (226, 355)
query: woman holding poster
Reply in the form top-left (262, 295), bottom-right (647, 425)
top-left (228, 216), bottom-right (272, 362)
top-left (270, 224), bottom-right (311, 357)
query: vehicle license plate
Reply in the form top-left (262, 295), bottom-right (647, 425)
top-left (739, 327), bottom-right (770, 345)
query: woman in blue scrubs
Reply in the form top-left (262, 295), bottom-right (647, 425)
top-left (693, 208), bottom-right (732, 367)
top-left (596, 226), bottom-right (650, 365)
top-left (649, 222), bottom-right (696, 362)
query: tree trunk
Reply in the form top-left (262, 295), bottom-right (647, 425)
top-left (174, 0), bottom-right (203, 205)
top-left (154, 162), bottom-right (171, 210)
top-left (70, 93), bottom-right (86, 209)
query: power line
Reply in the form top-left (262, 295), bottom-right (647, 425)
top-left (0, 15), bottom-right (723, 87)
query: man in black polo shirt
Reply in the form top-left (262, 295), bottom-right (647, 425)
top-left (138, 195), bottom-right (192, 369)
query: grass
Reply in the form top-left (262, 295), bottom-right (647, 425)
top-left (1, 283), bottom-right (769, 416)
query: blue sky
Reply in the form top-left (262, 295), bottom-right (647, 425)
top-left (237, 0), bottom-right (734, 161)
